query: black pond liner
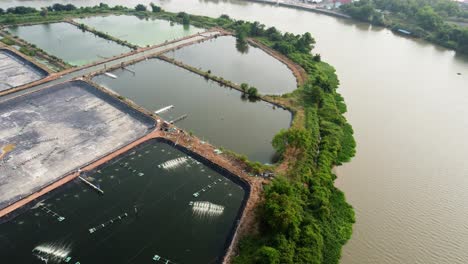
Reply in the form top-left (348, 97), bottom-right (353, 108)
top-left (77, 137), bottom-right (250, 264)
top-left (0, 138), bottom-right (250, 264)
top-left (0, 80), bottom-right (156, 213)
top-left (155, 138), bottom-right (251, 264)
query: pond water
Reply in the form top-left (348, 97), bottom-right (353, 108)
top-left (0, 140), bottom-right (245, 264)
top-left (7, 22), bottom-right (131, 66)
top-left (93, 58), bottom-right (291, 164)
top-left (166, 36), bottom-right (297, 95)
top-left (74, 15), bottom-right (203, 47)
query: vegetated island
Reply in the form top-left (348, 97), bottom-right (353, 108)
top-left (340, 0), bottom-right (468, 54)
top-left (0, 3), bottom-right (356, 264)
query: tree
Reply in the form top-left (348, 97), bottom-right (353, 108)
top-left (49, 3), bottom-right (75, 11)
top-left (416, 6), bottom-right (443, 30)
top-left (266, 26), bottom-right (282, 41)
top-left (295, 32), bottom-right (315, 53)
top-left (40, 7), bottom-right (48, 17)
top-left (247, 86), bottom-right (259, 99)
top-left (273, 42), bottom-right (294, 55)
top-left (340, 0), bottom-right (376, 22)
top-left (235, 24), bottom-right (250, 44)
top-left (135, 4), bottom-right (147, 12)
top-left (99, 3), bottom-right (109, 9)
top-left (182, 14), bottom-right (190, 25)
top-left (78, 23), bottom-right (87, 31)
top-left (240, 83), bottom-right (249, 93)
top-left (254, 246), bottom-right (280, 264)
top-left (177, 12), bottom-right (190, 25)
top-left (272, 128), bottom-right (312, 154)
top-left (64, 4), bottom-right (76, 11)
top-left (150, 3), bottom-right (162, 13)
top-left (6, 6), bottom-right (37, 14)
top-left (313, 54), bottom-right (321, 62)
top-left (219, 14), bottom-right (230, 20)
top-left (250, 21), bottom-right (265, 36)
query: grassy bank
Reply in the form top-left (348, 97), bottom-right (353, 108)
top-left (0, 4), bottom-right (356, 263)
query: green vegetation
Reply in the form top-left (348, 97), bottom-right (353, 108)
top-left (0, 37), bottom-right (15, 45)
top-left (247, 86), bottom-right (259, 100)
top-left (40, 8), bottom-right (48, 17)
top-left (340, 0), bottom-right (468, 53)
top-left (134, 4), bottom-right (147, 12)
top-left (177, 12), bottom-right (191, 26)
top-left (19, 46), bottom-right (36, 56)
top-left (0, 3), bottom-right (134, 25)
top-left (0, 5), bottom-right (356, 262)
top-left (150, 3), bottom-right (163, 13)
top-left (240, 83), bottom-right (249, 93)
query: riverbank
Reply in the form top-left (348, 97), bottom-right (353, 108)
top-left (246, 0), bottom-right (351, 19)
top-left (339, 0), bottom-right (468, 54)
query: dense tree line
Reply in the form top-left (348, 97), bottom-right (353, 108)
top-left (340, 0), bottom-right (468, 53)
top-left (0, 3), bottom-right (130, 17)
top-left (228, 18), bottom-right (315, 55)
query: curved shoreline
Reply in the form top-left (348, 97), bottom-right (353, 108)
top-left (245, 0), bottom-right (351, 19)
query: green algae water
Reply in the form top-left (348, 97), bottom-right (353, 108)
top-left (93, 59), bottom-right (291, 164)
top-left (7, 22), bottom-right (130, 66)
top-left (0, 140), bottom-right (245, 263)
top-left (166, 36), bottom-right (297, 95)
top-left (74, 15), bottom-right (203, 47)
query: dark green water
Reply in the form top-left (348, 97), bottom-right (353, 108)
top-left (166, 36), bottom-right (297, 95)
top-left (0, 140), bottom-right (245, 264)
top-left (74, 15), bottom-right (203, 47)
top-left (7, 22), bottom-right (131, 66)
top-left (93, 59), bottom-right (291, 163)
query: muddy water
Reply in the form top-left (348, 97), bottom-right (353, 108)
top-left (7, 22), bottom-right (130, 66)
top-left (166, 36), bottom-right (297, 95)
top-left (74, 15), bottom-right (203, 47)
top-left (93, 58), bottom-right (291, 164)
top-left (0, 140), bottom-right (245, 263)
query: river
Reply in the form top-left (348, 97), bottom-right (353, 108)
top-left (1, 0), bottom-right (468, 263)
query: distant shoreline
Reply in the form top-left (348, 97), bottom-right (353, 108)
top-left (245, 0), bottom-right (351, 19)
